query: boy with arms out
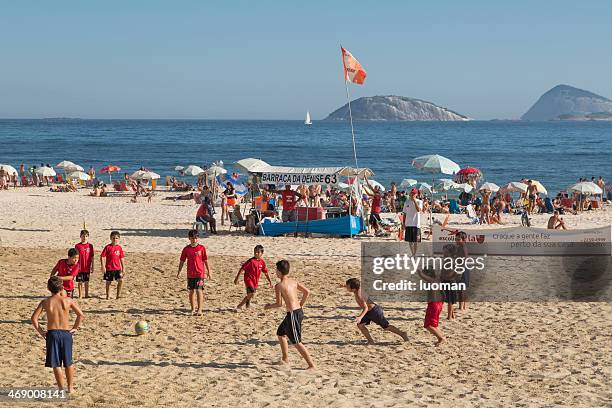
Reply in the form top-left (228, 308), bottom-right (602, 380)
top-left (31, 277), bottom-right (84, 393)
top-left (50, 249), bottom-right (80, 298)
top-left (177, 230), bottom-right (211, 315)
top-left (234, 245), bottom-right (272, 309)
top-left (344, 278), bottom-right (409, 344)
top-left (100, 231), bottom-right (125, 300)
top-left (264, 260), bottom-right (315, 370)
top-left (75, 230), bottom-right (94, 298)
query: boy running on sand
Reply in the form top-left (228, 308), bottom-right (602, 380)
top-left (100, 231), bottom-right (125, 300)
top-left (234, 245), bottom-right (272, 309)
top-left (31, 276), bottom-right (84, 393)
top-left (264, 260), bottom-right (315, 370)
top-left (344, 278), bottom-right (409, 344)
top-left (418, 267), bottom-right (446, 346)
top-left (75, 230), bottom-right (94, 298)
top-left (177, 230), bottom-right (211, 315)
top-left (50, 249), bottom-right (80, 298)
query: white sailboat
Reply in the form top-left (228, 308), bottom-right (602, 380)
top-left (304, 110), bottom-right (312, 125)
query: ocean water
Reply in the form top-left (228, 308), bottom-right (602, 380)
top-left (0, 119), bottom-right (610, 194)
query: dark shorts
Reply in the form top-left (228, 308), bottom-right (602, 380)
top-left (529, 194), bottom-right (536, 201)
top-left (276, 308), bottom-right (304, 345)
top-left (404, 226), bottom-right (421, 242)
top-left (360, 304), bottom-right (390, 329)
top-left (369, 213), bottom-right (382, 226)
top-left (76, 272), bottom-right (90, 282)
top-left (246, 286), bottom-right (256, 294)
top-left (45, 330), bottom-right (73, 368)
top-left (103, 270), bottom-right (122, 281)
top-left (187, 278), bottom-right (204, 290)
top-left (282, 209), bottom-right (297, 222)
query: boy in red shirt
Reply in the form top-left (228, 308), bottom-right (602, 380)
top-left (234, 245), bottom-right (272, 309)
top-left (177, 230), bottom-right (211, 316)
top-left (50, 248), bottom-right (80, 298)
top-left (100, 231), bottom-right (125, 300)
top-left (75, 229), bottom-right (94, 299)
top-left (418, 267), bottom-right (446, 346)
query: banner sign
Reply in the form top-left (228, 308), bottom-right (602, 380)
top-left (432, 225), bottom-right (611, 256)
top-left (260, 172), bottom-right (338, 185)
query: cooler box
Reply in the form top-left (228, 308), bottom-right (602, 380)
top-left (296, 207), bottom-right (324, 221)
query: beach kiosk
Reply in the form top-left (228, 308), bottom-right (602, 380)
top-left (235, 159), bottom-right (372, 237)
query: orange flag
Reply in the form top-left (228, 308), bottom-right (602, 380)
top-left (341, 47), bottom-right (367, 85)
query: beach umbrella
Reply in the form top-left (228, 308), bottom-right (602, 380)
top-left (234, 158), bottom-right (269, 174)
top-left (412, 154), bottom-right (460, 225)
top-left (399, 178), bottom-right (418, 188)
top-left (569, 182), bottom-right (602, 195)
top-left (478, 182), bottom-right (500, 192)
top-left (452, 183), bottom-right (474, 193)
top-left (100, 165), bottom-right (121, 183)
top-left (454, 167), bottom-right (483, 183)
top-left (411, 154), bottom-right (460, 175)
top-left (183, 165), bottom-right (205, 176)
top-left (56, 160), bottom-right (75, 168)
top-left (435, 178), bottom-right (457, 191)
top-left (206, 164), bottom-right (227, 175)
top-left (36, 166), bottom-right (56, 177)
top-left (67, 171), bottom-right (90, 181)
top-left (174, 165), bottom-right (185, 172)
top-left (0, 164), bottom-right (18, 176)
top-left (418, 182), bottom-right (432, 193)
top-left (64, 164), bottom-right (84, 172)
top-left (530, 180), bottom-right (548, 195)
top-left (131, 170), bottom-right (160, 180)
top-left (501, 181), bottom-right (527, 193)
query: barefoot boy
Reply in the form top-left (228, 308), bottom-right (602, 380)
top-left (234, 245), bottom-right (272, 309)
top-left (31, 276), bottom-right (84, 392)
top-left (264, 260), bottom-right (315, 370)
top-left (75, 230), bottom-right (94, 298)
top-left (418, 267), bottom-right (446, 346)
top-left (177, 229), bottom-right (211, 315)
top-left (100, 231), bottom-right (125, 300)
top-left (50, 249), bottom-right (80, 298)
top-left (344, 278), bottom-right (409, 344)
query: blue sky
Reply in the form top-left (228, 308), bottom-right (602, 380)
top-left (1, 1), bottom-right (611, 119)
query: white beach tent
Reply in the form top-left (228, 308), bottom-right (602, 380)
top-left (36, 166), bottom-right (56, 177)
top-left (131, 170), bottom-right (160, 180)
top-left (67, 171), bottom-right (91, 181)
top-left (183, 165), bottom-right (205, 176)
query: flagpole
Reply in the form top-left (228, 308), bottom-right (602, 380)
top-left (344, 80), bottom-right (359, 170)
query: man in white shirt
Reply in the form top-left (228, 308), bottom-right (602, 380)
top-left (402, 188), bottom-right (422, 255)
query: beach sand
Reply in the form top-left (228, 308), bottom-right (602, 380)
top-left (0, 188), bottom-right (610, 407)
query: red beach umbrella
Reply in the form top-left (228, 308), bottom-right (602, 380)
top-left (453, 167), bottom-right (483, 183)
top-left (100, 165), bottom-right (122, 183)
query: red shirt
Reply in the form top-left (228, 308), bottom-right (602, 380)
top-left (282, 190), bottom-right (298, 211)
top-left (180, 244), bottom-right (208, 278)
top-left (242, 257), bottom-right (268, 289)
top-left (101, 244), bottom-right (124, 271)
top-left (75, 242), bottom-right (94, 273)
top-left (196, 203), bottom-right (208, 218)
top-left (372, 195), bottom-right (382, 214)
top-left (54, 259), bottom-right (80, 291)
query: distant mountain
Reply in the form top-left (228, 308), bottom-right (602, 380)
top-left (324, 95), bottom-right (470, 121)
top-left (521, 84), bottom-right (612, 121)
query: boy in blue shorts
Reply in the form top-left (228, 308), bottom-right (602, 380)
top-left (31, 276), bottom-right (84, 393)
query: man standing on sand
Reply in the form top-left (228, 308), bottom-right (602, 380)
top-left (402, 188), bottom-right (422, 256)
top-left (31, 277), bottom-right (84, 393)
top-left (526, 180), bottom-right (538, 215)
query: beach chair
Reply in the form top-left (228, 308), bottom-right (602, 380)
top-left (228, 212), bottom-right (245, 232)
top-left (57, 174), bottom-right (64, 183)
top-left (192, 221), bottom-right (209, 233)
top-left (465, 204), bottom-right (479, 224)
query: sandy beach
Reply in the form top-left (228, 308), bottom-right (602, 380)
top-left (1, 188), bottom-right (610, 407)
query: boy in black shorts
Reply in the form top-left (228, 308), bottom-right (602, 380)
top-left (100, 231), bottom-right (125, 300)
top-left (177, 230), bottom-right (211, 315)
top-left (265, 260), bottom-right (315, 369)
top-left (234, 245), bottom-right (271, 309)
top-left (345, 278), bottom-right (409, 344)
